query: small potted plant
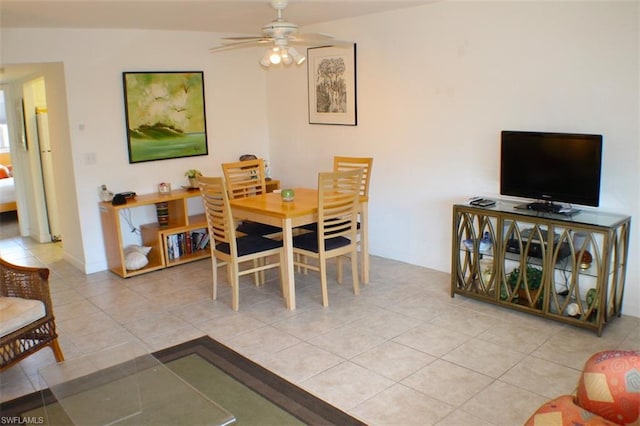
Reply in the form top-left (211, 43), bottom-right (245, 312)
top-left (185, 169), bottom-right (202, 188)
top-left (506, 265), bottom-right (543, 306)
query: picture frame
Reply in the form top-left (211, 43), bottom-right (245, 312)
top-left (122, 71), bottom-right (208, 163)
top-left (307, 44), bottom-right (357, 126)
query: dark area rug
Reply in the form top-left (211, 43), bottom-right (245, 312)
top-left (2, 336), bottom-right (366, 425)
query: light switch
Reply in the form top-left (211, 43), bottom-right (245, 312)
top-left (85, 152), bottom-right (96, 165)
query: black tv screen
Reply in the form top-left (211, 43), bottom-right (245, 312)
top-left (500, 131), bottom-right (603, 207)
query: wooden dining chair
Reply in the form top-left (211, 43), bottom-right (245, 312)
top-left (292, 168), bottom-right (363, 307)
top-left (221, 158), bottom-right (281, 236)
top-left (334, 156), bottom-right (373, 283)
top-left (301, 156), bottom-right (373, 282)
top-left (198, 176), bottom-right (285, 311)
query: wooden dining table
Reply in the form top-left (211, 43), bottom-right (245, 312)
top-left (229, 187), bottom-right (369, 310)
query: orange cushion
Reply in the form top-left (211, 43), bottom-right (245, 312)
top-left (576, 350), bottom-right (640, 426)
top-left (525, 395), bottom-right (618, 426)
top-left (0, 165), bottom-right (9, 179)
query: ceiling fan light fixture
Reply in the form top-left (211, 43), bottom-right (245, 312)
top-left (259, 49), bottom-right (272, 67)
top-left (269, 47), bottom-right (282, 64)
top-left (288, 47), bottom-right (306, 65)
top-left (280, 48), bottom-right (293, 65)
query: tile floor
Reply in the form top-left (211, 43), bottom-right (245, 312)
top-left (0, 226), bottom-right (638, 425)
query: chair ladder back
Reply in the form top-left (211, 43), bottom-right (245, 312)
top-left (198, 176), bottom-right (236, 253)
top-left (318, 169), bottom-right (362, 242)
top-left (333, 156), bottom-right (373, 198)
top-left (221, 159), bottom-right (267, 199)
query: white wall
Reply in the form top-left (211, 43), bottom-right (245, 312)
top-left (267, 1), bottom-right (640, 317)
top-left (1, 29), bottom-right (271, 273)
top-left (1, 2), bottom-right (638, 317)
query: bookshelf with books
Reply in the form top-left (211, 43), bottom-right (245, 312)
top-left (163, 225), bottom-right (210, 266)
top-left (99, 189), bottom-right (210, 277)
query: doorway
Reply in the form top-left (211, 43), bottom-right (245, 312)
top-left (0, 76), bottom-right (62, 243)
top-left (0, 89), bottom-right (20, 239)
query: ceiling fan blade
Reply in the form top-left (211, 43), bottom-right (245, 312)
top-left (209, 39), bottom-right (271, 52)
top-left (288, 38), bottom-right (354, 48)
top-left (294, 32), bottom-right (336, 41)
top-left (223, 35), bottom-right (264, 41)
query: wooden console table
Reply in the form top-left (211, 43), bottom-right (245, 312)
top-left (451, 200), bottom-right (630, 335)
top-left (99, 189), bottom-right (209, 278)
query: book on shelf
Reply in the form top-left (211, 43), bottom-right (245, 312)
top-left (197, 232), bottom-right (210, 250)
top-left (166, 229), bottom-right (209, 260)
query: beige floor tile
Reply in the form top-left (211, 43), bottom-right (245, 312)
top-left (386, 294), bottom-right (457, 322)
top-left (49, 288), bottom-right (86, 307)
top-left (67, 327), bottom-right (142, 355)
top-left (123, 312), bottom-right (193, 338)
top-left (500, 355), bottom-right (580, 399)
top-left (241, 297), bottom-right (313, 325)
top-left (169, 299), bottom-right (235, 324)
top-left (477, 318), bottom-right (561, 354)
top-left (139, 325), bottom-right (205, 352)
top-left (351, 341), bottom-right (435, 381)
top-left (348, 307), bottom-right (421, 339)
top-left (98, 300), bottom-right (164, 325)
top-left (350, 383), bottom-right (454, 426)
top-left (197, 313), bottom-right (267, 340)
top-left (300, 361), bottom-right (394, 410)
top-left (429, 306), bottom-right (502, 337)
top-left (56, 310), bottom-right (121, 336)
top-left (87, 287), bottom-right (149, 310)
top-left (532, 329), bottom-right (620, 369)
top-left (271, 309), bottom-right (348, 340)
top-left (443, 338), bottom-right (526, 378)
top-left (53, 299), bottom-right (102, 321)
top-left (620, 327), bottom-right (640, 350)
top-left (1, 231), bottom-right (639, 422)
top-left (436, 408), bottom-right (496, 426)
top-left (307, 323), bottom-right (388, 359)
top-left (223, 325), bottom-right (301, 362)
top-left (402, 359), bottom-right (493, 406)
top-left (261, 341), bottom-right (344, 383)
top-left (393, 323), bottom-right (471, 357)
top-left (461, 380), bottom-right (548, 425)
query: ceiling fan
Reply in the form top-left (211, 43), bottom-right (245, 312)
top-left (209, 0), bottom-right (349, 67)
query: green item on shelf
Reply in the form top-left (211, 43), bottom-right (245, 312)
top-left (507, 265), bottom-right (543, 291)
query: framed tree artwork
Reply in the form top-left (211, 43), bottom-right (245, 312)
top-left (123, 71), bottom-right (208, 163)
top-left (307, 44), bottom-right (357, 126)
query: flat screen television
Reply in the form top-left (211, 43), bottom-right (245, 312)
top-left (500, 130), bottom-right (603, 212)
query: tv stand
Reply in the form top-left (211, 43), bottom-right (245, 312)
top-left (451, 199), bottom-right (630, 336)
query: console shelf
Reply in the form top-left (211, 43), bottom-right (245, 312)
top-left (99, 189), bottom-right (209, 278)
top-left (451, 200), bottom-right (630, 336)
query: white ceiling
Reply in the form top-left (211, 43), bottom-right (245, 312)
top-left (0, 0), bottom-right (432, 83)
top-left (0, 0), bottom-right (431, 34)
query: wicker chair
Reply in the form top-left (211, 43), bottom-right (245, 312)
top-left (0, 258), bottom-right (64, 372)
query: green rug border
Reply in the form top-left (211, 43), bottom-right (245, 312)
top-left (2, 336), bottom-right (366, 425)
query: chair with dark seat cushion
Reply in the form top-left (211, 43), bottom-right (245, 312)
top-left (0, 258), bottom-right (64, 372)
top-left (293, 168), bottom-right (362, 307)
top-left (300, 156), bottom-right (373, 281)
top-left (198, 176), bottom-right (285, 311)
top-left (221, 158), bottom-right (281, 236)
